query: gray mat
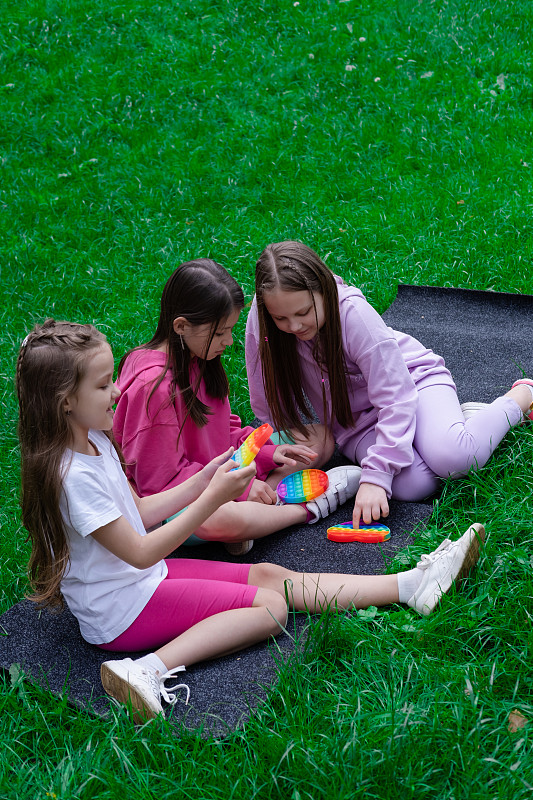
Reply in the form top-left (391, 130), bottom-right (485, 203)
top-left (1, 284), bottom-right (531, 733)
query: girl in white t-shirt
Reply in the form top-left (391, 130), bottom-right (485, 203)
top-left (17, 318), bottom-right (485, 723)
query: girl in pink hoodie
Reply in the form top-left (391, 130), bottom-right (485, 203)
top-left (245, 241), bottom-right (533, 526)
top-left (114, 259), bottom-right (362, 554)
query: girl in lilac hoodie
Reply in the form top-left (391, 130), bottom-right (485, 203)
top-left (245, 241), bottom-right (533, 526)
top-left (114, 259), bottom-right (362, 555)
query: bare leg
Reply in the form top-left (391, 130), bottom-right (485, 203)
top-left (154, 587), bottom-right (288, 669)
top-left (154, 566), bottom-right (398, 672)
top-left (193, 500), bottom-right (308, 542)
top-left (248, 563), bottom-right (399, 612)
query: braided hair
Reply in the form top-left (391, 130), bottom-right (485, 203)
top-left (16, 319), bottom-right (109, 608)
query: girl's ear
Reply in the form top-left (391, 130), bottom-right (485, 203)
top-left (172, 317), bottom-right (189, 336)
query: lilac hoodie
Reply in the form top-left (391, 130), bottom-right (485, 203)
top-left (113, 350), bottom-right (278, 499)
top-left (245, 277), bottom-right (455, 497)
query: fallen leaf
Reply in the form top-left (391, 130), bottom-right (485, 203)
top-left (508, 710), bottom-right (529, 733)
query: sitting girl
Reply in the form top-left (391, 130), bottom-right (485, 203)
top-left (17, 319), bottom-right (485, 723)
top-left (245, 240), bottom-right (533, 525)
top-left (113, 259), bottom-right (361, 555)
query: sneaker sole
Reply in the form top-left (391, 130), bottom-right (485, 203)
top-left (100, 663), bottom-right (160, 724)
top-left (452, 522), bottom-right (485, 588)
top-left (224, 539), bottom-right (254, 556)
top-left (415, 523), bottom-right (485, 614)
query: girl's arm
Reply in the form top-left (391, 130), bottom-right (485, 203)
top-left (91, 460), bottom-right (256, 569)
top-left (129, 448), bottom-right (235, 529)
top-left (342, 299), bottom-right (419, 496)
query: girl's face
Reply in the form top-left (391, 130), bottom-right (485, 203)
top-left (263, 289), bottom-right (325, 341)
top-left (176, 308), bottom-right (241, 360)
top-left (64, 344), bottom-right (120, 443)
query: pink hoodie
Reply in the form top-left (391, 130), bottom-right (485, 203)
top-left (113, 350), bottom-right (277, 499)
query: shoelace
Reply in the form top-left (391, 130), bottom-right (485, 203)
top-left (417, 539), bottom-right (452, 569)
top-left (159, 666), bottom-right (191, 706)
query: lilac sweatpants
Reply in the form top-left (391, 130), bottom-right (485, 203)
top-left (97, 559), bottom-right (256, 652)
top-left (354, 385), bottom-right (522, 501)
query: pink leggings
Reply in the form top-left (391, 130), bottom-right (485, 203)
top-left (353, 385), bottom-right (522, 501)
top-left (97, 559), bottom-right (257, 652)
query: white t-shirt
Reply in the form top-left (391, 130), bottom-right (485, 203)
top-left (59, 429), bottom-right (167, 644)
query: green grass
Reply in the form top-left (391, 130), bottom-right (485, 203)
top-left (1, 0), bottom-right (532, 796)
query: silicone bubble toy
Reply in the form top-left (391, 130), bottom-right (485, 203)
top-left (277, 469), bottom-right (329, 504)
top-left (327, 522), bottom-right (391, 543)
top-left (232, 423), bottom-right (273, 468)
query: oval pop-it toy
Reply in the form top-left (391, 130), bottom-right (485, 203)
top-left (327, 522), bottom-right (391, 543)
top-left (232, 423), bottom-right (273, 468)
top-left (277, 469), bottom-right (329, 504)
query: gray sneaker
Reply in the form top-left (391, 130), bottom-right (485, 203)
top-left (101, 658), bottom-right (190, 723)
top-left (224, 539), bottom-right (254, 556)
top-left (306, 466), bottom-right (362, 523)
top-left (407, 523), bottom-right (485, 615)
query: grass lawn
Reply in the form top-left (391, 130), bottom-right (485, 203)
top-left (1, 0), bottom-right (532, 797)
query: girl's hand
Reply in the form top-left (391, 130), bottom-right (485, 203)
top-left (352, 483), bottom-right (389, 526)
top-left (247, 479), bottom-right (278, 504)
top-left (273, 444), bottom-right (318, 467)
top-left (204, 459), bottom-right (257, 506)
top-left (198, 447), bottom-right (235, 490)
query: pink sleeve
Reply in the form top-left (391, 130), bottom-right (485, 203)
top-left (115, 377), bottom-right (205, 497)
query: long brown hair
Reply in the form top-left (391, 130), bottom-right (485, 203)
top-left (118, 259), bottom-right (244, 430)
top-left (16, 319), bottom-right (111, 609)
top-left (255, 241), bottom-right (354, 437)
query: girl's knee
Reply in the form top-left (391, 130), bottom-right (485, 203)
top-left (249, 561), bottom-right (292, 587)
top-left (253, 586), bottom-right (288, 631)
top-left (423, 444), bottom-right (479, 480)
top-left (292, 424), bottom-right (335, 466)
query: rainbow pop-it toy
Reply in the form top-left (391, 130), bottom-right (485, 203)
top-left (232, 423), bottom-right (273, 468)
top-left (326, 522), bottom-right (391, 543)
top-left (276, 469), bottom-right (329, 504)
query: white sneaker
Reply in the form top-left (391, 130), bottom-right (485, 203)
top-left (101, 658), bottom-right (190, 723)
top-left (407, 523), bottom-right (485, 616)
top-left (460, 402), bottom-right (489, 421)
top-left (306, 466), bottom-right (362, 523)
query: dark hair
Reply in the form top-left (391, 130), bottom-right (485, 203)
top-left (16, 319), bottom-right (112, 609)
top-left (119, 259), bottom-right (244, 429)
top-left (255, 241), bottom-right (354, 436)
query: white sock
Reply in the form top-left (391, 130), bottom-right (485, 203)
top-left (135, 652), bottom-right (167, 676)
top-left (397, 567), bottom-right (424, 603)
